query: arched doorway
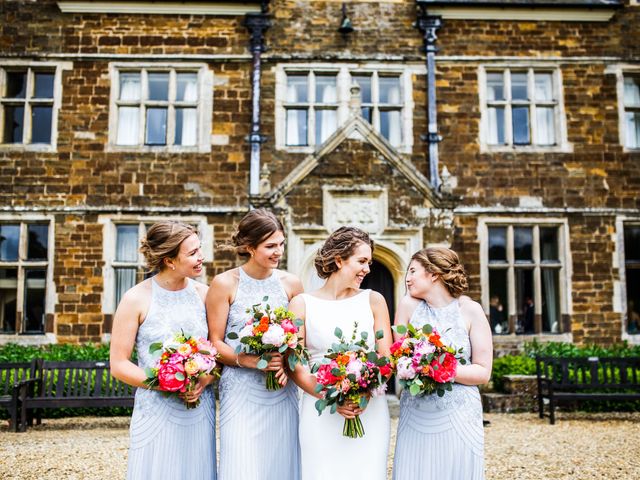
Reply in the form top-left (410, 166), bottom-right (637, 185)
top-left (361, 260), bottom-right (396, 325)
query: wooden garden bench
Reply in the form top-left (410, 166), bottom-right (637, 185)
top-left (19, 359), bottom-right (136, 432)
top-left (0, 360), bottom-right (38, 432)
top-left (535, 356), bottom-right (640, 424)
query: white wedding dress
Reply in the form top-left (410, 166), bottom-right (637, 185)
top-left (298, 290), bottom-right (390, 480)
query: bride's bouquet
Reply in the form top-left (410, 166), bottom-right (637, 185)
top-left (144, 331), bottom-right (218, 409)
top-left (390, 323), bottom-right (466, 397)
top-left (313, 322), bottom-right (391, 438)
top-left (227, 296), bottom-right (309, 391)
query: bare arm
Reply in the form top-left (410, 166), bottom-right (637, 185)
top-left (288, 294), bottom-right (321, 398)
top-left (392, 294), bottom-right (421, 342)
top-left (280, 271), bottom-right (304, 300)
top-left (454, 296), bottom-right (493, 386)
top-left (370, 291), bottom-right (392, 357)
top-left (109, 284), bottom-right (150, 388)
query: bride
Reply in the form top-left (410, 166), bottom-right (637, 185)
top-left (289, 226), bottom-right (392, 480)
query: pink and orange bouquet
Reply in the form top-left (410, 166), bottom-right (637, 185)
top-left (313, 322), bottom-right (391, 438)
top-left (227, 296), bottom-right (309, 391)
top-left (390, 322), bottom-right (466, 397)
top-left (144, 331), bottom-right (218, 409)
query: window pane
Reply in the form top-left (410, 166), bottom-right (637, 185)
top-left (119, 73), bottom-right (141, 101)
top-left (286, 108), bottom-right (307, 146)
top-left (379, 77), bottom-right (401, 104)
top-left (488, 227), bottom-right (507, 262)
top-left (0, 268), bottom-right (18, 333)
top-left (286, 75), bottom-right (307, 103)
top-left (625, 111), bottom-right (640, 149)
top-left (380, 110), bottom-right (402, 147)
top-left (626, 268), bottom-right (640, 334)
top-left (515, 268), bottom-right (534, 334)
top-left (145, 108), bottom-right (167, 145)
top-left (0, 225), bottom-right (19, 261)
top-left (31, 106), bottom-right (52, 144)
top-left (176, 73), bottom-right (198, 102)
top-left (24, 269), bottom-right (46, 333)
top-left (315, 109), bottom-right (337, 145)
top-left (534, 73), bottom-right (553, 102)
top-left (148, 73), bottom-right (169, 101)
top-left (623, 77), bottom-right (640, 107)
top-left (535, 107), bottom-right (555, 145)
top-left (175, 108), bottom-right (197, 146)
top-left (541, 268), bottom-right (560, 333)
top-left (486, 73), bottom-right (504, 101)
top-left (512, 107), bottom-right (530, 145)
top-left (3, 106), bottom-right (24, 143)
top-left (540, 227), bottom-right (559, 262)
top-left (116, 107), bottom-right (140, 146)
top-left (34, 73), bottom-right (54, 98)
top-left (514, 227), bottom-right (533, 262)
top-left (315, 76), bottom-right (337, 104)
top-left (27, 224), bottom-right (48, 260)
top-left (5, 72), bottom-right (26, 98)
top-left (361, 107), bottom-right (372, 123)
top-left (487, 107), bottom-right (505, 145)
top-left (115, 268), bottom-right (137, 309)
top-left (116, 225), bottom-right (138, 262)
top-left (352, 76), bottom-right (372, 104)
top-left (624, 226), bottom-right (640, 261)
top-left (511, 73), bottom-right (528, 100)
top-left (489, 269), bottom-right (509, 334)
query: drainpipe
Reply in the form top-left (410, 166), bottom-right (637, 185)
top-left (245, 3), bottom-right (271, 201)
top-left (417, 7), bottom-right (442, 190)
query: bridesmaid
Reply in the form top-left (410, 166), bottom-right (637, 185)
top-left (110, 221), bottom-right (216, 480)
top-left (207, 208), bottom-right (303, 480)
top-left (393, 247), bottom-right (492, 480)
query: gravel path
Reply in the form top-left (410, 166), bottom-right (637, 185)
top-left (1, 412), bottom-right (639, 479)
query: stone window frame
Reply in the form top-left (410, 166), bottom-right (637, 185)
top-left (0, 60), bottom-right (71, 152)
top-left (611, 65), bottom-right (640, 152)
top-left (478, 217), bottom-right (573, 340)
top-left (616, 216), bottom-right (640, 345)
top-left (275, 63), bottom-right (416, 154)
top-left (478, 64), bottom-right (572, 154)
top-left (99, 214), bottom-right (213, 315)
top-left (0, 213), bottom-right (55, 341)
top-left (107, 62), bottom-right (213, 153)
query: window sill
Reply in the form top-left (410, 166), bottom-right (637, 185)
top-left (0, 144), bottom-right (56, 153)
top-left (106, 144), bottom-right (211, 154)
top-left (622, 332), bottom-right (640, 345)
top-left (0, 333), bottom-right (57, 346)
top-left (480, 144), bottom-right (574, 154)
top-left (622, 147), bottom-right (640, 154)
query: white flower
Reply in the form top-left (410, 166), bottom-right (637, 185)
top-left (396, 356), bottom-right (417, 380)
top-left (414, 340), bottom-right (436, 357)
top-left (238, 324), bottom-right (254, 339)
top-left (261, 324), bottom-right (286, 346)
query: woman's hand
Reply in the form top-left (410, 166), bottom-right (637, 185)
top-left (336, 399), bottom-right (365, 419)
top-left (263, 352), bottom-right (288, 387)
top-left (179, 374), bottom-right (213, 404)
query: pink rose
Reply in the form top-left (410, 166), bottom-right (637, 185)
top-left (157, 362), bottom-right (186, 392)
top-left (281, 319), bottom-right (297, 334)
top-left (287, 333), bottom-right (299, 348)
top-left (316, 363), bottom-right (339, 386)
top-left (430, 352), bottom-right (458, 383)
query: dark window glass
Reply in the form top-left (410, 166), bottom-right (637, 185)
top-left (6, 72), bottom-right (26, 98)
top-left (3, 106), bottom-right (24, 143)
top-left (541, 268), bottom-right (560, 333)
top-left (0, 268), bottom-right (18, 333)
top-left (626, 269), bottom-right (640, 334)
top-left (361, 107), bottom-right (372, 123)
top-left (34, 73), bottom-right (54, 98)
top-left (24, 269), bottom-right (46, 333)
top-left (145, 108), bottom-right (167, 145)
top-left (512, 107), bottom-right (530, 145)
top-left (148, 73), bottom-right (169, 101)
top-left (514, 227), bottom-right (533, 263)
top-left (540, 227), bottom-right (559, 262)
top-left (0, 225), bottom-right (20, 261)
top-left (489, 268), bottom-right (509, 334)
top-left (511, 73), bottom-right (528, 100)
top-left (27, 224), bottom-right (48, 260)
top-left (115, 267), bottom-right (137, 309)
top-left (488, 227), bottom-right (507, 262)
top-left (31, 106), bottom-right (52, 143)
top-left (624, 226), bottom-right (640, 261)
top-left (515, 268), bottom-right (534, 334)
top-left (352, 76), bottom-right (372, 104)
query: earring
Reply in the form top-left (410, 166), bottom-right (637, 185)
top-left (171, 266), bottom-right (175, 271)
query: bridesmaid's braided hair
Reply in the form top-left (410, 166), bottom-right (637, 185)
top-left (229, 208), bottom-right (284, 258)
top-left (314, 226), bottom-right (374, 279)
top-left (411, 247), bottom-right (468, 298)
top-left (139, 221), bottom-right (198, 272)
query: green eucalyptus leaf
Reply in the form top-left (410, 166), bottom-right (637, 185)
top-left (226, 332), bottom-right (239, 340)
top-left (278, 344), bottom-right (289, 353)
top-left (288, 355), bottom-right (298, 371)
top-left (409, 384), bottom-right (421, 396)
top-left (375, 329), bottom-right (384, 340)
top-left (394, 324), bottom-right (407, 335)
top-left (175, 372), bottom-right (185, 381)
top-left (330, 402), bottom-right (338, 414)
top-left (144, 367), bottom-right (156, 378)
top-left (262, 296), bottom-right (269, 302)
top-left (334, 327), bottom-right (343, 339)
top-left (360, 331), bottom-right (368, 341)
top-left (359, 396), bottom-right (369, 409)
top-left (422, 324), bottom-right (433, 334)
top-left (315, 399), bottom-right (327, 415)
top-left (437, 388), bottom-right (445, 397)
top-left (314, 383), bottom-right (324, 393)
top-left (331, 368), bottom-right (341, 377)
top-left (257, 359), bottom-right (268, 370)
top-left (295, 318), bottom-right (304, 327)
top-left (148, 342), bottom-right (163, 353)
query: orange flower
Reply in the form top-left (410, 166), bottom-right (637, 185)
top-left (254, 323), bottom-right (269, 334)
top-left (336, 354), bottom-right (351, 366)
top-left (260, 316), bottom-right (269, 324)
top-left (429, 333), bottom-right (444, 348)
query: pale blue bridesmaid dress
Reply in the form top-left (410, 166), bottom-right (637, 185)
top-left (218, 268), bottom-right (300, 480)
top-left (393, 300), bottom-right (484, 480)
top-left (127, 278), bottom-right (216, 480)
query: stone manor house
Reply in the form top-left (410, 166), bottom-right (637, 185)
top-left (0, 0), bottom-right (639, 352)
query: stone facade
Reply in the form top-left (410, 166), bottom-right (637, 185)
top-left (0, 0), bottom-right (638, 348)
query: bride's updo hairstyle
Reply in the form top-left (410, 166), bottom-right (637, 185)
top-left (230, 208), bottom-right (284, 258)
top-left (139, 221), bottom-right (198, 272)
top-left (411, 246), bottom-right (468, 298)
top-left (314, 226), bottom-right (374, 279)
